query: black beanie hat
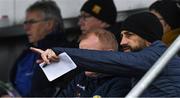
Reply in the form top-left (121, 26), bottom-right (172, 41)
top-left (121, 12), bottom-right (163, 43)
top-left (149, 0), bottom-right (180, 29)
top-left (80, 0), bottom-right (117, 25)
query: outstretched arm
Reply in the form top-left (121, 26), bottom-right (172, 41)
top-left (30, 41), bottom-right (165, 76)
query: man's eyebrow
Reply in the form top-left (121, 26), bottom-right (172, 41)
top-left (123, 31), bottom-right (131, 35)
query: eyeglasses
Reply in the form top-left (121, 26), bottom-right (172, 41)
top-left (24, 19), bottom-right (47, 25)
top-left (79, 14), bottom-right (92, 20)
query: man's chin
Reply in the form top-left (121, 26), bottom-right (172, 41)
top-left (28, 39), bottom-right (34, 43)
top-left (28, 39), bottom-right (36, 44)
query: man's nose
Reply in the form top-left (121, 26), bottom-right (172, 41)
top-left (78, 18), bottom-right (84, 26)
top-left (120, 36), bottom-right (128, 45)
top-left (23, 24), bottom-right (30, 31)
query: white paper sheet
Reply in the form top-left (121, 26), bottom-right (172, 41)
top-left (39, 52), bottom-right (77, 81)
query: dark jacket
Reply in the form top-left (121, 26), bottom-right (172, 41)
top-left (58, 72), bottom-right (131, 97)
top-left (9, 26), bottom-right (71, 96)
top-left (52, 41), bottom-right (180, 97)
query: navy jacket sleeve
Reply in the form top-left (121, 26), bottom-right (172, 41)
top-left (52, 41), bottom-right (166, 76)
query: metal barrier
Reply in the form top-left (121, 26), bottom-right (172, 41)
top-left (125, 35), bottom-right (180, 98)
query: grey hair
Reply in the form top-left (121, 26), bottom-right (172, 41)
top-left (26, 0), bottom-right (64, 31)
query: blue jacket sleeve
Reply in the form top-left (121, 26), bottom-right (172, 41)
top-left (52, 41), bottom-right (166, 76)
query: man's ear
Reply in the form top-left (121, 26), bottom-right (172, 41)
top-left (46, 20), bottom-right (54, 31)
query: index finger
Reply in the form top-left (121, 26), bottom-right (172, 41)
top-left (30, 47), bottom-right (45, 54)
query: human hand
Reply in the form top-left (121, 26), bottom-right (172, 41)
top-left (30, 47), bottom-right (59, 65)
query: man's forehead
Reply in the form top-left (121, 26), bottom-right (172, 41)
top-left (26, 11), bottom-right (44, 18)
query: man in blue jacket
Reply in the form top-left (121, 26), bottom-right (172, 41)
top-left (9, 0), bottom-right (70, 96)
top-left (31, 12), bottom-right (180, 97)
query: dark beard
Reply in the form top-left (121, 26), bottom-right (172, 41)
top-left (121, 44), bottom-right (144, 52)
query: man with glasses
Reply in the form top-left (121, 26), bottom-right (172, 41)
top-left (67, 0), bottom-right (118, 48)
top-left (78, 0), bottom-right (117, 34)
top-left (9, 0), bottom-right (69, 96)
